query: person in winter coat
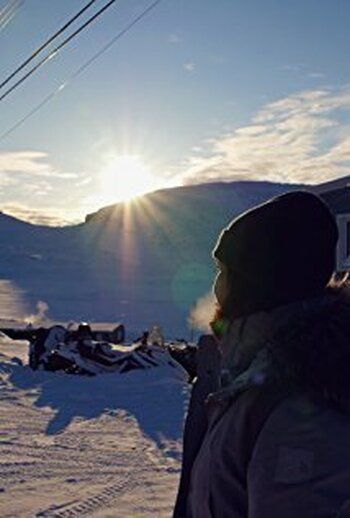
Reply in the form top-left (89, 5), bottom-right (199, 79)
top-left (174, 191), bottom-right (350, 518)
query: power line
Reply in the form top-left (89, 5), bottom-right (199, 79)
top-left (0, 0), bottom-right (19, 25)
top-left (0, 0), bottom-right (21, 23)
top-left (0, 0), bottom-right (118, 103)
top-left (0, 0), bottom-right (163, 142)
top-left (0, 0), bottom-right (97, 90)
top-left (0, 0), bottom-right (25, 32)
top-left (70, 0), bottom-right (162, 82)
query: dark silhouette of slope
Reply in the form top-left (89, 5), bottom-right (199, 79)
top-left (0, 181), bottom-right (303, 336)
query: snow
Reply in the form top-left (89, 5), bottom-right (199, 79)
top-left (0, 336), bottom-right (189, 517)
top-left (0, 180), bottom-right (304, 515)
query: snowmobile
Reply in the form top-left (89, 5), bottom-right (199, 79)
top-left (27, 325), bottom-right (186, 377)
top-left (1, 322), bottom-right (125, 345)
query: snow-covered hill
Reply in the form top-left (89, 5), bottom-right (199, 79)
top-left (0, 181), bottom-right (301, 337)
top-left (0, 335), bottom-right (188, 517)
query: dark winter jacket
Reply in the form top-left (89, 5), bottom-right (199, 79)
top-left (176, 288), bottom-right (350, 518)
top-left (174, 336), bottom-right (221, 517)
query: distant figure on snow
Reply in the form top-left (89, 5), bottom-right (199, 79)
top-left (174, 191), bottom-right (350, 517)
top-left (148, 324), bottom-right (165, 347)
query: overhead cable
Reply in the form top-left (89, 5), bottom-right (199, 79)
top-left (0, 0), bottom-right (97, 90)
top-left (0, 0), bottom-right (118, 103)
top-left (0, 0), bottom-right (25, 32)
top-left (0, 0), bottom-right (162, 142)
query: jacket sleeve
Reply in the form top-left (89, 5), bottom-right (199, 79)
top-left (173, 336), bottom-right (221, 518)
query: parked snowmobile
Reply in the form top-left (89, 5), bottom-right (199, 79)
top-left (27, 325), bottom-right (186, 377)
top-left (1, 323), bottom-right (125, 346)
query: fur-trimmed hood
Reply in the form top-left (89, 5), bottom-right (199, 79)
top-left (210, 286), bottom-right (350, 412)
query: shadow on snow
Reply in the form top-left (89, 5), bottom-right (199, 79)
top-left (0, 357), bottom-right (188, 451)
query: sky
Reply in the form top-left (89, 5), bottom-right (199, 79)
top-left (1, 0), bottom-right (350, 225)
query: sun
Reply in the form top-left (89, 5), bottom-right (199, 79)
top-left (99, 154), bottom-right (160, 204)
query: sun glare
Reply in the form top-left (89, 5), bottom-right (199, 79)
top-left (99, 154), bottom-right (160, 204)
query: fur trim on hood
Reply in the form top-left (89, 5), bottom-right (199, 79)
top-left (209, 286), bottom-right (350, 413)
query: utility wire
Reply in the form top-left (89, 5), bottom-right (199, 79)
top-left (69, 0), bottom-right (162, 82)
top-left (0, 0), bottom-right (19, 16)
top-left (0, 0), bottom-right (97, 90)
top-left (0, 0), bottom-right (25, 32)
top-left (0, 0), bottom-right (13, 18)
top-left (0, 0), bottom-right (18, 25)
top-left (0, 0), bottom-right (162, 142)
top-left (0, 0), bottom-right (20, 23)
top-left (0, 0), bottom-right (117, 103)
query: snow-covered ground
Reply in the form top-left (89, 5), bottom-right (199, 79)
top-left (0, 334), bottom-right (188, 517)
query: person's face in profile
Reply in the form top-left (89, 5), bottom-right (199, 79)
top-left (214, 261), bottom-right (230, 310)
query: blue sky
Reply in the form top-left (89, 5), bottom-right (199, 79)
top-left (1, 0), bottom-right (350, 224)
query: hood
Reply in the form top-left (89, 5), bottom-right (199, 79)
top-left (211, 286), bottom-right (350, 412)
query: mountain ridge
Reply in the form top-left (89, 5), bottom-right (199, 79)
top-left (0, 178), bottom-right (346, 336)
top-left (3, 175), bottom-right (350, 228)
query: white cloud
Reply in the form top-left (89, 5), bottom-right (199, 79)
top-left (25, 180), bottom-right (53, 196)
top-left (184, 62), bottom-right (195, 72)
top-left (0, 150), bottom-right (54, 177)
top-left (210, 55), bottom-right (227, 65)
top-left (0, 174), bottom-right (15, 189)
top-left (0, 150), bottom-right (77, 178)
top-left (1, 203), bottom-right (77, 226)
top-left (168, 33), bottom-right (181, 44)
top-left (181, 87), bottom-right (350, 185)
top-left (75, 176), bottom-right (92, 187)
top-left (308, 72), bottom-right (326, 79)
top-left (280, 64), bottom-right (326, 80)
top-left (281, 64), bottom-right (304, 72)
top-left (0, 151), bottom-right (82, 224)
